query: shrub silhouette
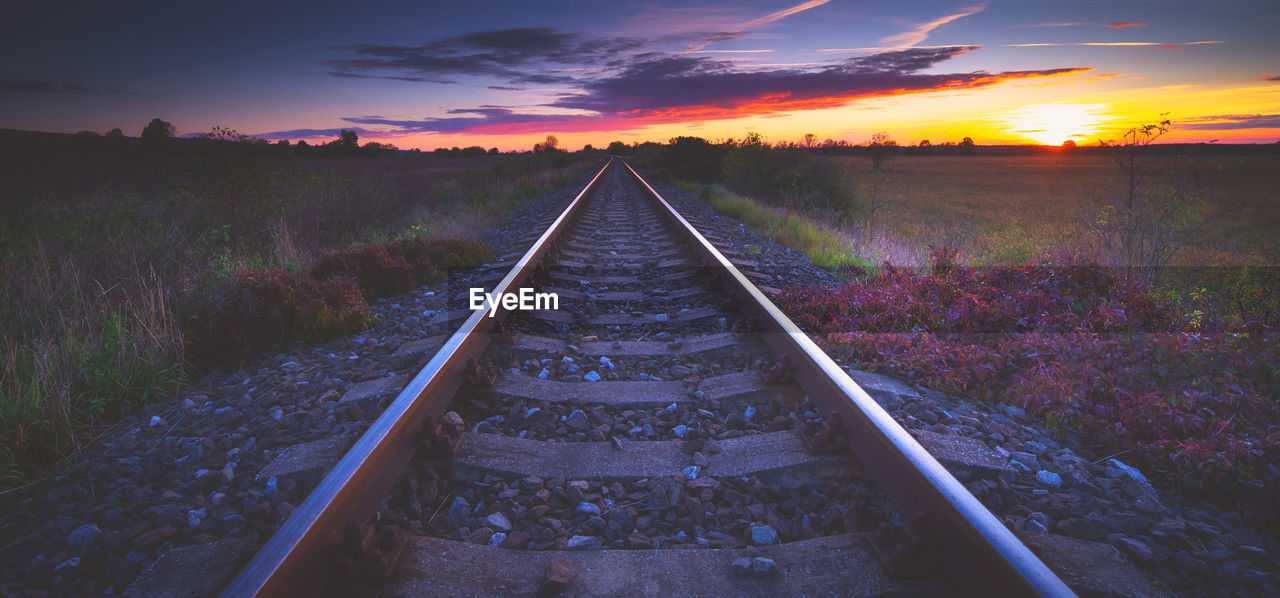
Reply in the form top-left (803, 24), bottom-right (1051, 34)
top-left (139, 118), bottom-right (175, 154)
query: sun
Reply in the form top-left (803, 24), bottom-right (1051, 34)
top-left (997, 102), bottom-right (1110, 145)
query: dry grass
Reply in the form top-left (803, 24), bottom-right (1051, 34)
top-left (0, 153), bottom-right (591, 484)
top-left (839, 154), bottom-right (1280, 268)
top-left (677, 183), bottom-right (871, 272)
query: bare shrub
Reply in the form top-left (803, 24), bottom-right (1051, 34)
top-left (867, 132), bottom-right (897, 172)
top-left (1080, 118), bottom-right (1205, 285)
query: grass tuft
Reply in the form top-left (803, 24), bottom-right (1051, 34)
top-left (681, 182), bottom-right (875, 275)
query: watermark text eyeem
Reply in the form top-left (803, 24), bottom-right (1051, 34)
top-left (469, 287), bottom-right (559, 317)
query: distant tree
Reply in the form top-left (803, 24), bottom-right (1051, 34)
top-left (276, 139), bottom-right (290, 151)
top-left (802, 133), bottom-right (816, 148)
top-left (606, 140), bottom-right (628, 154)
top-left (337, 129), bottom-right (358, 155)
top-left (76, 130), bottom-right (99, 136)
top-left (741, 131), bottom-right (765, 148)
top-left (658, 136), bottom-right (723, 180)
top-left (139, 118), bottom-right (175, 154)
top-left (99, 127), bottom-right (129, 154)
top-left (582, 144), bottom-right (595, 152)
top-left (488, 147), bottom-right (499, 155)
top-left (916, 139), bottom-right (932, 156)
top-left (958, 136), bottom-right (975, 155)
top-left (867, 132), bottom-right (897, 171)
top-left (295, 139), bottom-right (311, 156)
top-left (534, 135), bottom-right (559, 153)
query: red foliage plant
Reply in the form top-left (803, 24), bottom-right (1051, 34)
top-left (781, 249), bottom-right (1280, 525)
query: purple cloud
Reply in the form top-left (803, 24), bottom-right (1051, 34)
top-left (1180, 114), bottom-right (1280, 130)
top-left (0, 81), bottom-right (88, 94)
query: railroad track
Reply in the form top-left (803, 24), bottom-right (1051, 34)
top-left (223, 158), bottom-right (1074, 597)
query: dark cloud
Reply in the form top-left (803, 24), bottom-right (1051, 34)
top-left (254, 127), bottom-right (379, 140)
top-left (0, 81), bottom-right (88, 94)
top-left (323, 46), bottom-right (1087, 136)
top-left (551, 47), bottom-right (1086, 119)
top-left (324, 27), bottom-right (646, 85)
top-left (307, 29), bottom-right (1088, 136)
top-left (1266, 75), bottom-right (1280, 82)
top-left (1180, 114), bottom-right (1280, 130)
top-left (341, 109), bottom-right (591, 134)
top-left (327, 71), bottom-right (457, 84)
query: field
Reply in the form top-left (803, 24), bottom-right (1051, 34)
top-left (834, 154), bottom-right (1280, 268)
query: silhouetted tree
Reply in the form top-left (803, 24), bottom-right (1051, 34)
top-left (607, 140), bottom-right (628, 154)
top-left (958, 136), bottom-right (975, 155)
top-left (867, 132), bottom-right (897, 171)
top-left (534, 135), bottom-right (559, 153)
top-left (99, 127), bottom-right (129, 154)
top-left (658, 136), bottom-right (723, 180)
top-left (139, 118), bottom-right (175, 154)
top-left (337, 130), bottom-right (358, 155)
top-left (295, 140), bottom-right (311, 156)
top-left (917, 139), bottom-right (932, 156)
top-left (488, 147), bottom-right (499, 155)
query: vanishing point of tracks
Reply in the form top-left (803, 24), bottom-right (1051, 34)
top-left (223, 159), bottom-right (1074, 597)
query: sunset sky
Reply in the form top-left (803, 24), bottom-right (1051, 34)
top-left (2, 0), bottom-right (1278, 151)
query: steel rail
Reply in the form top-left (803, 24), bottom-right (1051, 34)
top-left (619, 160), bottom-right (1074, 597)
top-left (221, 159), bottom-right (614, 598)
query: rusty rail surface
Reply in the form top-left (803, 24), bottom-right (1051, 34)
top-left (223, 157), bottom-right (1073, 597)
